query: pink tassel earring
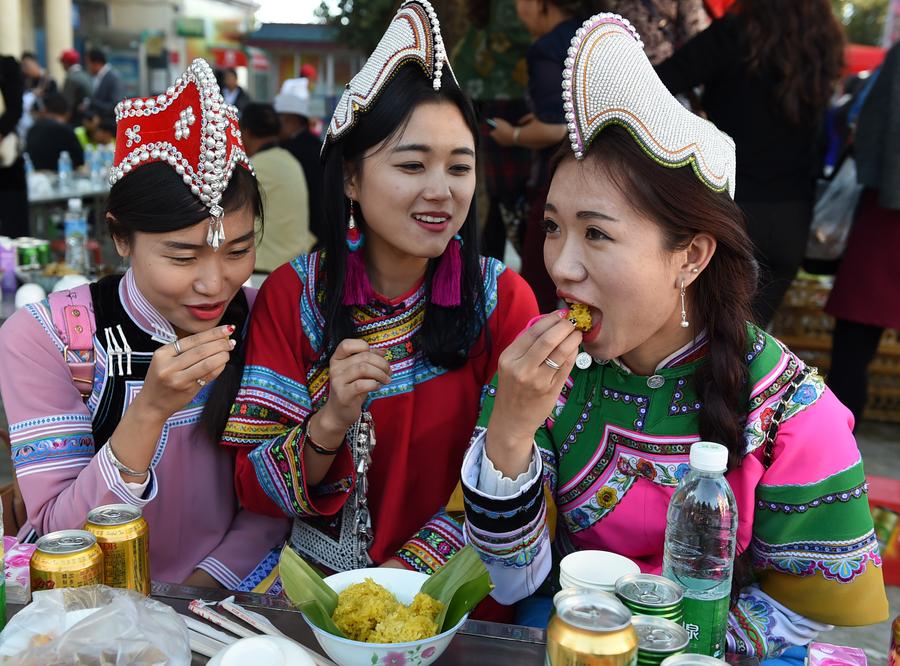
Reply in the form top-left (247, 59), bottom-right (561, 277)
top-left (431, 234), bottom-right (463, 307)
top-left (343, 200), bottom-right (373, 306)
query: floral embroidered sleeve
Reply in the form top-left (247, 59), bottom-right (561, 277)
top-left (221, 260), bottom-right (354, 520)
top-left (729, 375), bottom-right (889, 658)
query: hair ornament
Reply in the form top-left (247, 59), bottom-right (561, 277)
top-left (110, 58), bottom-right (254, 249)
top-left (563, 13), bottom-right (736, 197)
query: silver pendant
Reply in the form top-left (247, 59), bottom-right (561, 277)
top-left (575, 352), bottom-right (593, 370)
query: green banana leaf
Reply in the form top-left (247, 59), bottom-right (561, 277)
top-left (421, 545), bottom-right (493, 632)
top-left (279, 544), bottom-right (493, 639)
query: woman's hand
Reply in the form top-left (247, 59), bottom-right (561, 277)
top-left (489, 117), bottom-right (519, 147)
top-left (182, 568), bottom-right (222, 589)
top-left (314, 339), bottom-right (391, 445)
top-left (134, 324), bottom-right (235, 423)
top-left (485, 312), bottom-right (582, 477)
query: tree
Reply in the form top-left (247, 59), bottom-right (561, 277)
top-left (831, 0), bottom-right (889, 45)
top-left (315, 0), bottom-right (469, 54)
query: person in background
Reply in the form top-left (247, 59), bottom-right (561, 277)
top-left (452, 0), bottom-right (533, 262)
top-left (463, 15), bottom-right (888, 658)
top-left (86, 48), bottom-right (124, 115)
top-left (0, 58), bottom-right (289, 590)
top-left (826, 41), bottom-right (900, 427)
top-left (221, 68), bottom-right (250, 115)
top-left (239, 102), bottom-right (311, 272)
top-left (0, 55), bottom-right (28, 238)
top-left (19, 52), bottom-right (57, 138)
top-left (60, 49), bottom-right (92, 127)
top-left (656, 0), bottom-right (845, 326)
top-left (597, 0), bottom-right (709, 64)
top-left (274, 78), bottom-right (324, 244)
top-left (25, 91), bottom-right (84, 171)
top-left (489, 0), bottom-right (590, 312)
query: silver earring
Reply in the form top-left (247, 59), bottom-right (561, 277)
top-left (680, 277), bottom-right (690, 328)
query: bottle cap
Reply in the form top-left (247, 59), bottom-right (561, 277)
top-left (689, 441), bottom-right (728, 473)
top-left (67, 198), bottom-right (82, 210)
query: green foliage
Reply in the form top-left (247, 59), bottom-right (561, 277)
top-left (316, 0), bottom-right (400, 54)
top-left (831, 0), bottom-right (890, 45)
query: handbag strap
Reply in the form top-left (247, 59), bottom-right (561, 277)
top-left (761, 365), bottom-right (815, 469)
top-left (48, 284), bottom-right (96, 398)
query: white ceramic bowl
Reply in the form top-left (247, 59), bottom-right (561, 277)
top-left (559, 550), bottom-right (640, 592)
top-left (302, 568), bottom-right (468, 666)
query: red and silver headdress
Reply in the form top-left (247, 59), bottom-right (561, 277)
top-left (324, 0), bottom-right (456, 148)
top-left (110, 58), bottom-right (254, 249)
top-left (563, 14), bottom-right (736, 197)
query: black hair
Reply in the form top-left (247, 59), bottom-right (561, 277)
top-left (224, 68), bottom-right (238, 78)
top-left (240, 103), bottom-right (281, 138)
top-left (106, 163), bottom-right (264, 442)
top-left (86, 49), bottom-right (107, 65)
top-left (42, 91), bottom-right (68, 116)
top-left (321, 63), bottom-right (489, 369)
top-left (21, 52), bottom-right (38, 62)
top-left (97, 113), bottom-right (116, 135)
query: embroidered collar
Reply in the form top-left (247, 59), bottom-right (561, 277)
top-left (607, 330), bottom-right (709, 375)
top-left (118, 269), bottom-right (177, 343)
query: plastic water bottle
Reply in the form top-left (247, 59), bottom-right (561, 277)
top-left (64, 198), bottom-right (89, 274)
top-left (23, 152), bottom-right (33, 178)
top-left (662, 441), bottom-right (737, 659)
top-left (57, 150), bottom-right (73, 189)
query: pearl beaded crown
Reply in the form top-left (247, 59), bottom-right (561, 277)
top-left (563, 14), bottom-right (737, 198)
top-left (324, 0), bottom-right (457, 148)
top-left (110, 58), bottom-right (254, 249)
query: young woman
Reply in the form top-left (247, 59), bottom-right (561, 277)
top-left (0, 59), bottom-right (289, 589)
top-left (221, 0), bottom-right (538, 593)
top-left (461, 15), bottom-right (888, 659)
top-left (655, 0), bottom-right (845, 326)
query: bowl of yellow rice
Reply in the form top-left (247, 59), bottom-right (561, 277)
top-left (302, 568), bottom-right (469, 666)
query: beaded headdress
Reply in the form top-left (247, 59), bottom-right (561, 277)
top-left (324, 0), bottom-right (456, 148)
top-left (563, 14), bottom-right (736, 197)
top-left (110, 58), bottom-right (254, 249)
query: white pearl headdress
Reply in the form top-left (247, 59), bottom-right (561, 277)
top-left (563, 14), bottom-right (737, 198)
top-left (324, 0), bottom-right (457, 148)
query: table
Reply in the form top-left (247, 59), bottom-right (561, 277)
top-left (9, 582), bottom-right (548, 665)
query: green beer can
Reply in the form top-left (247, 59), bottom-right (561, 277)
top-left (616, 573), bottom-right (684, 623)
top-left (33, 239), bottom-right (51, 267)
top-left (634, 616), bottom-right (689, 665)
top-left (16, 239), bottom-right (40, 269)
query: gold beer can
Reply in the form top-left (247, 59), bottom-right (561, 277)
top-left (84, 504), bottom-right (150, 595)
top-left (31, 530), bottom-right (103, 592)
top-left (547, 588), bottom-right (639, 665)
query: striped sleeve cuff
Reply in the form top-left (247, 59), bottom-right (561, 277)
top-left (97, 443), bottom-right (158, 507)
top-left (197, 556), bottom-right (243, 590)
top-left (462, 432), bottom-right (547, 567)
top-left (395, 511), bottom-right (465, 575)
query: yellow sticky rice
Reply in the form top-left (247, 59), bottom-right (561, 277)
top-left (332, 578), bottom-right (444, 643)
top-left (568, 303), bottom-right (592, 332)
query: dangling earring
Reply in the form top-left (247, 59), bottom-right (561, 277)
top-left (680, 277), bottom-right (690, 328)
top-left (431, 234), bottom-right (463, 307)
top-left (343, 199), bottom-right (373, 306)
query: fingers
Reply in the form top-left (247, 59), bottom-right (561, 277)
top-left (175, 350), bottom-right (231, 386)
top-left (332, 338), bottom-right (373, 361)
top-left (168, 335), bottom-right (236, 370)
top-left (545, 328), bottom-right (583, 371)
top-left (162, 325), bottom-right (234, 358)
top-left (524, 315), bottom-right (580, 366)
top-left (511, 310), bottom-right (568, 353)
top-left (334, 356), bottom-right (392, 387)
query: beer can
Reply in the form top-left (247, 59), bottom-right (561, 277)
top-left (546, 588), bottom-right (638, 665)
top-left (33, 239), bottom-right (51, 267)
top-left (30, 529), bottom-right (103, 591)
top-left (16, 239), bottom-right (40, 270)
top-left (84, 504), bottom-right (150, 595)
top-left (633, 616), bottom-right (689, 665)
top-left (616, 574), bottom-right (684, 623)
top-left (659, 655), bottom-right (724, 665)
top-left (890, 614), bottom-right (900, 666)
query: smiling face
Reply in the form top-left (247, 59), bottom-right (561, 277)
top-left (113, 208), bottom-right (256, 337)
top-left (543, 156), bottom-right (698, 370)
top-left (345, 100), bottom-right (477, 265)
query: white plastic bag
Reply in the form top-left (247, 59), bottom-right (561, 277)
top-left (0, 585), bottom-right (190, 665)
top-left (807, 157), bottom-right (864, 260)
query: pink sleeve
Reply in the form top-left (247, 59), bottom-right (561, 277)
top-left (196, 507), bottom-right (290, 588)
top-left (0, 305), bottom-right (159, 537)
